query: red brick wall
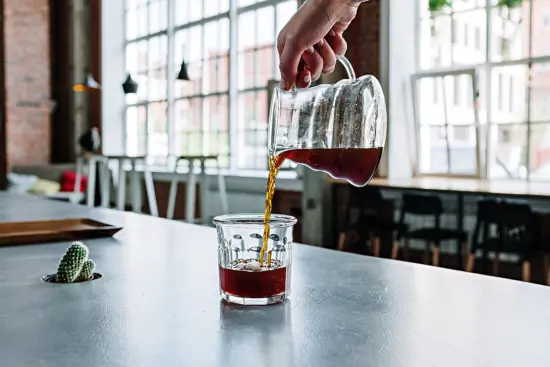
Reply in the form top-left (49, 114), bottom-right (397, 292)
top-left (4, 0), bottom-right (51, 169)
top-left (344, 0), bottom-right (380, 79)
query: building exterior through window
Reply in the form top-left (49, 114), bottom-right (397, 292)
top-left (416, 0), bottom-right (550, 180)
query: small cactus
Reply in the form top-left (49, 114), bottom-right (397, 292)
top-left (55, 242), bottom-right (89, 283)
top-left (76, 259), bottom-right (96, 282)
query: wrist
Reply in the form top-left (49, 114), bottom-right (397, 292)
top-left (311, 0), bottom-right (364, 8)
top-left (345, 0), bottom-right (366, 5)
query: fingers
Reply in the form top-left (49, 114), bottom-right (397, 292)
top-left (295, 69), bottom-right (312, 89)
top-left (278, 34), bottom-right (307, 90)
top-left (278, 28), bottom-right (346, 90)
top-left (315, 38), bottom-right (337, 74)
top-left (301, 38), bottom-right (337, 82)
top-left (301, 45), bottom-right (323, 82)
top-left (326, 30), bottom-right (347, 56)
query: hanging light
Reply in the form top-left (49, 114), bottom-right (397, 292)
top-left (122, 73), bottom-right (139, 94)
top-left (176, 58), bottom-right (191, 81)
top-left (73, 70), bottom-right (101, 92)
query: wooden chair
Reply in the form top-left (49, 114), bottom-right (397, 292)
top-left (338, 187), bottom-right (404, 257)
top-left (392, 193), bottom-right (468, 267)
top-left (466, 199), bottom-right (535, 282)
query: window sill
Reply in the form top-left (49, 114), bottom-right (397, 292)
top-left (139, 165), bottom-right (301, 193)
top-left (144, 164), bottom-right (296, 179)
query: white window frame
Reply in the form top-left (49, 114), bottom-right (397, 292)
top-left (415, 0), bottom-right (550, 181)
top-left (411, 68), bottom-right (481, 177)
top-left (123, 0), bottom-right (299, 174)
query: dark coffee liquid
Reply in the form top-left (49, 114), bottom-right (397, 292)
top-left (258, 147), bottom-right (382, 273)
top-left (278, 147), bottom-right (383, 187)
top-left (219, 259), bottom-right (286, 298)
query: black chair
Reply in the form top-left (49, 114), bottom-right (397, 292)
top-left (466, 199), bottom-right (535, 282)
top-left (338, 187), bottom-right (405, 257)
top-left (392, 193), bottom-right (468, 267)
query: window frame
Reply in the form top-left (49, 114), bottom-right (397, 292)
top-left (123, 0), bottom-right (298, 173)
top-left (415, 0), bottom-right (550, 181)
top-left (411, 68), bottom-right (481, 178)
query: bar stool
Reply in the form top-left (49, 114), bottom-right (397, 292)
top-left (466, 199), bottom-right (535, 282)
top-left (392, 193), bottom-right (468, 267)
top-left (167, 155), bottom-right (229, 224)
top-left (105, 155), bottom-right (159, 217)
top-left (74, 153), bottom-right (110, 208)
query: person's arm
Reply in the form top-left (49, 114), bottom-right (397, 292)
top-left (277, 0), bottom-right (367, 90)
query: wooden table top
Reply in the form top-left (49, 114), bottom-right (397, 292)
top-left (332, 176), bottom-right (550, 198)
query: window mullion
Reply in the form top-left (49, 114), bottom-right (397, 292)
top-left (526, 0), bottom-right (534, 180)
top-left (229, 0), bottom-right (239, 171)
top-left (167, 0), bottom-right (175, 160)
top-left (484, 0), bottom-right (492, 179)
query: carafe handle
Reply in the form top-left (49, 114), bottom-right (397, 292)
top-left (291, 55), bottom-right (356, 91)
top-left (335, 55), bottom-right (356, 82)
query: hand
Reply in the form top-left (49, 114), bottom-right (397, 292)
top-left (277, 0), bottom-right (364, 90)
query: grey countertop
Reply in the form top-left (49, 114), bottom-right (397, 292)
top-left (1, 193), bottom-right (550, 367)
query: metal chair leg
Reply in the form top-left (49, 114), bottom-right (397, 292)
top-left (167, 161), bottom-right (179, 220)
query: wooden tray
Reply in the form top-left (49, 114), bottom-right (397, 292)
top-left (0, 218), bottom-right (122, 246)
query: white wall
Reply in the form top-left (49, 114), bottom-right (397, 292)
top-left (101, 1), bottom-right (126, 156)
top-left (384, 0), bottom-right (416, 179)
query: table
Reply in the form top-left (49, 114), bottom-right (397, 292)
top-left (1, 193), bottom-right (550, 366)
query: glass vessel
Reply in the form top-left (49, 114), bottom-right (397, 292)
top-left (268, 55), bottom-right (387, 187)
top-left (213, 213), bottom-right (297, 306)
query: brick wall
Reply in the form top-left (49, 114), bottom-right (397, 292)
top-left (344, 0), bottom-right (380, 79)
top-left (4, 0), bottom-right (51, 169)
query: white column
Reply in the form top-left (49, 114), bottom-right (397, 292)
top-left (387, 0), bottom-right (416, 179)
top-left (101, 0), bottom-right (125, 156)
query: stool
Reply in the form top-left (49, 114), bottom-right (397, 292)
top-left (105, 155), bottom-right (159, 217)
top-left (74, 153), bottom-right (110, 208)
top-left (167, 155), bottom-right (229, 224)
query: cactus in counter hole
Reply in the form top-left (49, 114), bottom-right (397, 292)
top-left (76, 259), bottom-right (96, 282)
top-left (55, 241), bottom-right (90, 283)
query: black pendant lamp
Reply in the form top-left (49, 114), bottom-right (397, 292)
top-left (176, 58), bottom-right (191, 81)
top-left (122, 73), bottom-right (139, 94)
top-left (73, 70), bottom-right (101, 92)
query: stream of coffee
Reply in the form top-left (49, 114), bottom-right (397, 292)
top-left (259, 154), bottom-right (285, 267)
top-left (259, 147), bottom-right (383, 267)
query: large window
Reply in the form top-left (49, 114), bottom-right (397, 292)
top-left (124, 0), bottom-right (298, 171)
top-left (415, 0), bottom-right (550, 180)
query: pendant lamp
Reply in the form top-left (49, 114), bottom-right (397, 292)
top-left (122, 73), bottom-right (139, 94)
top-left (177, 58), bottom-right (191, 81)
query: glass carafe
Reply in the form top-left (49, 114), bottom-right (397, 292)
top-left (268, 55), bottom-right (387, 187)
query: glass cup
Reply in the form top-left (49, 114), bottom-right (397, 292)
top-left (213, 213), bottom-right (297, 306)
